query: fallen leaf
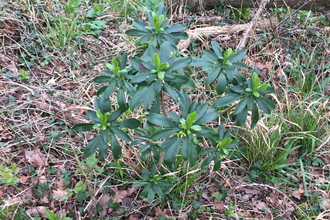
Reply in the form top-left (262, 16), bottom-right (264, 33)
top-left (99, 194), bottom-right (111, 218)
top-left (255, 201), bottom-right (267, 210)
top-left (52, 189), bottom-right (69, 200)
top-left (211, 201), bottom-right (225, 210)
top-left (154, 206), bottom-right (167, 216)
top-left (26, 206), bottom-right (47, 217)
top-left (25, 188), bottom-right (34, 200)
top-left (291, 183), bottom-right (304, 200)
top-left (113, 190), bottom-right (127, 203)
top-left (128, 215), bottom-right (139, 220)
top-left (20, 175), bottom-right (29, 184)
top-left (25, 150), bottom-right (48, 167)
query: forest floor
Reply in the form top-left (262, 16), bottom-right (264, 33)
top-left (0, 1), bottom-right (329, 220)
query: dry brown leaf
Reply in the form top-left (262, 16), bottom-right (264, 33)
top-left (25, 149), bottom-right (48, 167)
top-left (25, 188), bottom-right (34, 200)
top-left (291, 183), bottom-right (304, 200)
top-left (26, 206), bottom-right (47, 217)
top-left (113, 190), bottom-right (127, 203)
top-left (128, 215), bottom-right (139, 220)
top-left (154, 206), bottom-right (167, 216)
top-left (19, 175), bottom-right (29, 184)
top-left (255, 201), bottom-right (267, 210)
top-left (98, 194), bottom-right (111, 217)
top-left (211, 201), bottom-right (225, 210)
top-left (52, 189), bottom-right (69, 200)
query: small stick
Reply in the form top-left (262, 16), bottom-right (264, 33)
top-left (237, 0), bottom-right (268, 50)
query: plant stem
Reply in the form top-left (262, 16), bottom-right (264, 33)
top-left (157, 90), bottom-right (168, 169)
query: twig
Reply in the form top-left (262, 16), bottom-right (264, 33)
top-left (129, 135), bottom-right (162, 145)
top-left (237, 0), bottom-right (268, 50)
top-left (276, 0), bottom-right (313, 27)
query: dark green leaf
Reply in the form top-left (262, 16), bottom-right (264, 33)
top-left (151, 127), bottom-right (181, 140)
top-left (206, 67), bottom-right (221, 84)
top-left (168, 112), bottom-right (181, 123)
top-left (255, 97), bottom-right (271, 114)
top-left (146, 113), bottom-right (177, 127)
top-left (160, 136), bottom-right (177, 151)
top-left (235, 106), bottom-right (247, 126)
top-left (130, 73), bottom-right (149, 83)
top-left (164, 83), bottom-right (179, 101)
top-left (119, 118), bottom-right (140, 129)
top-left (117, 88), bottom-right (127, 111)
top-left (228, 50), bottom-right (246, 63)
top-left (150, 93), bottom-right (160, 113)
top-left (202, 152), bottom-right (215, 169)
top-left (133, 20), bottom-right (149, 31)
top-left (108, 109), bottom-right (122, 122)
top-left (94, 96), bottom-right (111, 114)
top-left (213, 160), bottom-right (221, 171)
top-left (147, 189), bottom-right (155, 202)
top-left (199, 148), bottom-right (216, 155)
top-left (260, 97), bottom-right (275, 110)
top-left (211, 41), bottom-right (222, 57)
top-left (216, 73), bottom-right (226, 95)
top-left (125, 29), bottom-right (148, 36)
top-left (93, 75), bottom-right (112, 83)
top-left (110, 127), bottom-right (131, 142)
top-left (190, 58), bottom-right (213, 67)
top-left (130, 87), bottom-right (148, 110)
top-left (251, 103), bottom-right (259, 129)
top-left (164, 138), bottom-right (182, 165)
top-left (84, 135), bottom-right (102, 158)
top-left (103, 81), bottom-right (117, 99)
top-left (86, 110), bottom-right (100, 123)
top-left (120, 52), bottom-right (127, 70)
top-left (166, 24), bottom-right (186, 33)
top-left (195, 103), bottom-right (208, 122)
top-left (181, 137), bottom-right (190, 161)
top-left (231, 62), bottom-right (248, 69)
top-left (230, 85), bottom-right (245, 93)
top-left (167, 57), bottom-right (192, 71)
top-left (123, 80), bottom-right (135, 95)
top-left (258, 87), bottom-right (275, 95)
top-left (203, 49), bottom-right (218, 61)
top-left (173, 75), bottom-right (189, 85)
top-left (99, 131), bottom-right (110, 160)
top-left (170, 31), bottom-right (189, 39)
top-left (188, 145), bottom-right (198, 167)
top-left (213, 94), bottom-right (241, 108)
top-left (163, 33), bottom-right (178, 45)
top-left (233, 97), bottom-right (248, 115)
top-left (144, 84), bottom-right (156, 110)
top-left (111, 133), bottom-right (121, 159)
top-left (159, 42), bottom-right (171, 63)
top-left (72, 123), bottom-right (95, 131)
top-left (194, 108), bottom-right (219, 125)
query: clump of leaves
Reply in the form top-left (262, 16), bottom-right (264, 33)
top-left (125, 5), bottom-right (188, 49)
top-left (72, 96), bottom-right (140, 159)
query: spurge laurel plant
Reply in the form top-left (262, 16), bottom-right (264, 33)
top-left (72, 5), bottom-right (276, 202)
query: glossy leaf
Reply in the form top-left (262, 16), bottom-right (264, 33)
top-left (235, 106), bottom-right (248, 126)
top-left (119, 118), bottom-right (141, 129)
top-left (251, 103), bottom-right (259, 129)
top-left (228, 50), bottom-right (246, 63)
top-left (188, 145), bottom-right (198, 167)
top-left (111, 133), bottom-right (121, 159)
top-left (213, 94), bottom-right (241, 108)
top-left (211, 41), bottom-right (222, 57)
top-left (164, 138), bottom-right (181, 164)
top-left (181, 137), bottom-right (190, 161)
top-left (206, 67), bottom-right (221, 84)
top-left (72, 123), bottom-right (95, 131)
top-left (151, 127), bottom-right (181, 140)
top-left (146, 113), bottom-right (177, 127)
top-left (203, 49), bottom-right (218, 61)
top-left (194, 108), bottom-right (219, 125)
top-left (86, 110), bottom-right (100, 123)
top-left (84, 134), bottom-right (102, 158)
top-left (190, 58), bottom-right (213, 67)
top-left (216, 73), bottom-right (226, 95)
